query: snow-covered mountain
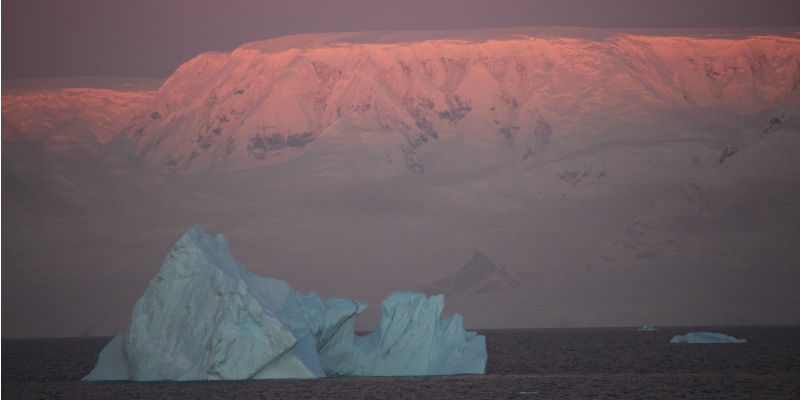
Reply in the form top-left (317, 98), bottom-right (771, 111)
top-left (123, 28), bottom-right (800, 172)
top-left (2, 78), bottom-right (159, 146)
top-left (3, 28), bottom-right (800, 337)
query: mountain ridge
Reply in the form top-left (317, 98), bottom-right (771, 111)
top-left (119, 27), bottom-right (800, 172)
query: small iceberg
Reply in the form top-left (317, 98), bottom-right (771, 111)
top-left (637, 325), bottom-right (657, 332)
top-left (670, 332), bottom-right (747, 344)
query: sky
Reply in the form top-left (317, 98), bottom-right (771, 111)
top-left (3, 0), bottom-right (800, 79)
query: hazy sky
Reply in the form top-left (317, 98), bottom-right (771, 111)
top-left (3, 0), bottom-right (800, 79)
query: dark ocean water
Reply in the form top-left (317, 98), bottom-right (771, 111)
top-left (3, 326), bottom-right (799, 399)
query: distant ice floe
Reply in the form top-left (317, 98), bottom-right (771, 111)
top-left (670, 332), bottom-right (747, 344)
top-left (637, 325), bottom-right (657, 332)
top-left (83, 225), bottom-right (486, 381)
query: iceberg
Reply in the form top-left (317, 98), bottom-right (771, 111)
top-left (83, 225), bottom-right (486, 381)
top-left (637, 325), bottom-right (657, 332)
top-left (670, 332), bottom-right (747, 344)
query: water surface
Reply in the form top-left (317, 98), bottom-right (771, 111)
top-left (3, 327), bottom-right (799, 399)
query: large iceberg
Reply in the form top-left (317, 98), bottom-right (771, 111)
top-left (83, 225), bottom-right (486, 381)
top-left (670, 332), bottom-right (747, 344)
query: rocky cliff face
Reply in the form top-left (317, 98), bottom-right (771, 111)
top-left (423, 251), bottom-right (522, 296)
top-left (122, 28), bottom-right (800, 172)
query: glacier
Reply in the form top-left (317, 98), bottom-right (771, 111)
top-left (83, 225), bottom-right (486, 381)
top-left (670, 332), bottom-right (747, 344)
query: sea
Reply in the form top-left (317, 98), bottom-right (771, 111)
top-left (3, 326), bottom-right (799, 399)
